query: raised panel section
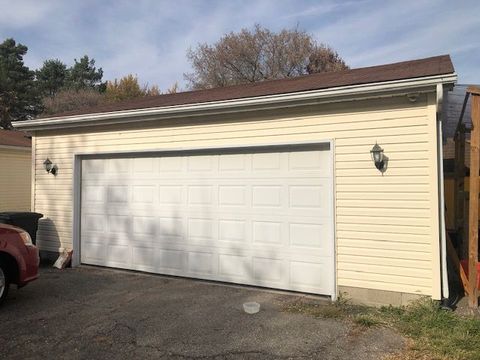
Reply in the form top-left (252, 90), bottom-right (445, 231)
top-left (159, 186), bottom-right (183, 204)
top-left (289, 186), bottom-right (323, 209)
top-left (108, 158), bottom-right (130, 173)
top-left (157, 249), bottom-right (184, 270)
top-left (252, 153), bottom-right (280, 170)
top-left (133, 158), bottom-right (154, 172)
top-left (219, 254), bottom-right (249, 278)
top-left (219, 154), bottom-right (246, 170)
top-left (188, 252), bottom-right (215, 274)
top-left (289, 223), bottom-right (325, 248)
top-left (253, 221), bottom-right (282, 245)
top-left (83, 185), bottom-right (104, 202)
top-left (106, 244), bottom-right (130, 265)
top-left (133, 186), bottom-right (155, 203)
top-left (159, 157), bottom-right (183, 172)
top-left (188, 218), bottom-right (214, 240)
top-left (83, 215), bottom-right (105, 232)
top-left (83, 159), bottom-right (105, 174)
top-left (187, 156), bottom-right (213, 171)
top-left (290, 261), bottom-right (326, 288)
top-left (133, 216), bottom-right (157, 235)
top-left (253, 258), bottom-right (283, 282)
top-left (159, 217), bottom-right (184, 238)
top-left (108, 215), bottom-right (131, 234)
top-left (289, 151), bottom-right (327, 170)
top-left (252, 186), bottom-right (281, 207)
top-left (219, 186), bottom-right (245, 205)
top-left (107, 186), bottom-right (128, 203)
top-left (219, 219), bottom-right (246, 242)
top-left (188, 186), bottom-right (213, 205)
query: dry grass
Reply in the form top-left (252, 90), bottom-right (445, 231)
top-left (284, 297), bottom-right (480, 360)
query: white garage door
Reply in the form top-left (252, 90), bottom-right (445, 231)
top-left (80, 144), bottom-right (334, 295)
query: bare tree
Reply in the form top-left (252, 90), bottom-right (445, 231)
top-left (184, 25), bottom-right (348, 89)
top-left (42, 88), bottom-right (106, 115)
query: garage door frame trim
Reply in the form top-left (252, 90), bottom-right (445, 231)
top-left (71, 139), bottom-right (336, 298)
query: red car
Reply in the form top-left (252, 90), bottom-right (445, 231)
top-left (0, 223), bottom-right (40, 304)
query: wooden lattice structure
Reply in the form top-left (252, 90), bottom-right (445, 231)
top-left (452, 86), bottom-right (480, 307)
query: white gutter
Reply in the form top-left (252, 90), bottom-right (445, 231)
top-left (14, 73), bottom-right (457, 131)
top-left (437, 83), bottom-right (449, 300)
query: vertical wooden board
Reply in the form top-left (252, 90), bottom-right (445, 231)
top-left (468, 91), bottom-right (480, 307)
top-left (454, 127), bottom-right (465, 226)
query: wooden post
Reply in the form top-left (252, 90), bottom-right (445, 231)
top-left (447, 232), bottom-right (470, 294)
top-left (467, 86), bottom-right (480, 307)
top-left (454, 125), bottom-right (466, 256)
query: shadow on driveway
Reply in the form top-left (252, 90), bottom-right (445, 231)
top-left (0, 266), bottom-right (404, 359)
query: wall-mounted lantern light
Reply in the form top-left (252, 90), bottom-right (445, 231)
top-left (370, 143), bottom-right (385, 172)
top-left (43, 158), bottom-right (58, 176)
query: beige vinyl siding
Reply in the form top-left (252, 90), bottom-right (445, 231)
top-left (32, 93), bottom-right (440, 298)
top-left (0, 147), bottom-right (31, 212)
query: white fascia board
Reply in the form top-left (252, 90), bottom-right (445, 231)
top-left (0, 144), bottom-right (31, 151)
top-left (13, 73), bottom-right (457, 131)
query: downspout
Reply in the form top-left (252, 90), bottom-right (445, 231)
top-left (437, 83), bottom-right (449, 299)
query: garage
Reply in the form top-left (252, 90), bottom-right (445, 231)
top-left (15, 55), bottom-right (458, 305)
top-left (80, 144), bottom-right (334, 295)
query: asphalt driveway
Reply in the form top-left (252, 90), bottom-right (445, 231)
top-left (0, 266), bottom-right (404, 359)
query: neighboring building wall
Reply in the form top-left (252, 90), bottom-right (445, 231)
top-left (0, 147), bottom-right (31, 212)
top-left (32, 93), bottom-right (441, 299)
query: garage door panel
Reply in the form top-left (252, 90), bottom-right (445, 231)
top-left (82, 242), bottom-right (106, 262)
top-left (82, 214), bottom-right (106, 233)
top-left (219, 154), bottom-right (246, 170)
top-left (107, 185), bottom-right (129, 203)
top-left (218, 254), bottom-right (251, 279)
top-left (253, 257), bottom-right (285, 283)
top-left (80, 145), bottom-right (334, 296)
top-left (188, 186), bottom-right (215, 205)
top-left (188, 251), bottom-right (217, 275)
top-left (106, 244), bottom-right (130, 265)
top-left (218, 219), bottom-right (247, 242)
top-left (218, 185), bottom-right (247, 206)
top-left (159, 186), bottom-right (184, 204)
top-left (289, 150), bottom-right (330, 171)
top-left (290, 259), bottom-right (331, 293)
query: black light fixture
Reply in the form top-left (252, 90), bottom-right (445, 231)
top-left (43, 158), bottom-right (58, 176)
top-left (370, 143), bottom-right (385, 171)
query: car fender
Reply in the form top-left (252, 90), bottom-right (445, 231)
top-left (0, 240), bottom-right (27, 283)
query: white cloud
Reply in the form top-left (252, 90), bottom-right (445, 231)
top-left (0, 0), bottom-right (56, 28)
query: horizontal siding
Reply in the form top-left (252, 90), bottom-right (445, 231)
top-left (33, 94), bottom-right (439, 297)
top-left (0, 149), bottom-right (31, 212)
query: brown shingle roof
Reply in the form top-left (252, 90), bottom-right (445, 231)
top-left (0, 130), bottom-right (31, 148)
top-left (40, 55), bottom-right (454, 119)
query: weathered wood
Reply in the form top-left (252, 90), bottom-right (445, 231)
top-left (446, 232), bottom-right (470, 295)
top-left (468, 90), bottom-right (480, 307)
top-left (467, 86), bottom-right (480, 96)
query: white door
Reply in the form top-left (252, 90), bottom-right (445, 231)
top-left (80, 144), bottom-right (334, 295)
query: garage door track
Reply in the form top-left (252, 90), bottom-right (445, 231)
top-left (0, 267), bottom-right (404, 359)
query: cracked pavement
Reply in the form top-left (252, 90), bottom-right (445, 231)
top-left (0, 266), bottom-right (404, 359)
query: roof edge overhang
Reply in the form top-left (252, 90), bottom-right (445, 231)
top-left (13, 73), bottom-right (457, 132)
top-left (0, 144), bottom-right (31, 151)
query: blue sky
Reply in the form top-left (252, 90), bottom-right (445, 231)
top-left (0, 0), bottom-right (478, 90)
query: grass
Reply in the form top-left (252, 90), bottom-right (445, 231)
top-left (283, 296), bottom-right (480, 360)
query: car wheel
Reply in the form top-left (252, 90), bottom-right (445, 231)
top-left (0, 262), bottom-right (9, 305)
